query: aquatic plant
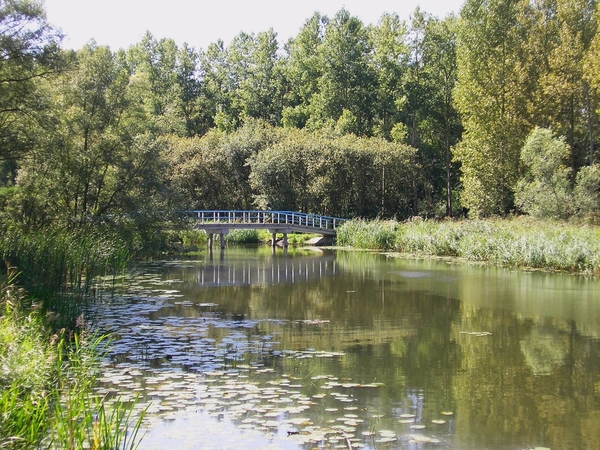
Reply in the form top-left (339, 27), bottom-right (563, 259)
top-left (338, 217), bottom-right (600, 274)
top-left (0, 275), bottom-right (145, 449)
top-left (336, 219), bottom-right (397, 250)
top-left (225, 229), bottom-right (262, 244)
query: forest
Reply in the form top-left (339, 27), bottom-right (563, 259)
top-left (1, 0), bottom-right (599, 233)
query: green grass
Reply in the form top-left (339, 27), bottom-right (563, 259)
top-left (225, 229), bottom-right (262, 244)
top-left (0, 285), bottom-right (145, 449)
top-left (0, 223), bottom-right (145, 449)
top-left (335, 219), bottom-right (397, 250)
top-left (337, 217), bottom-right (600, 275)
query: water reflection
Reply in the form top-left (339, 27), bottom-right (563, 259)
top-left (198, 248), bottom-right (337, 287)
top-left (88, 247), bottom-right (600, 450)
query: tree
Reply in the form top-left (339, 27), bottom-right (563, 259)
top-left (311, 9), bottom-right (377, 135)
top-left (199, 39), bottom-right (235, 132)
top-left (125, 32), bottom-right (187, 136)
top-left (422, 16), bottom-right (462, 217)
top-left (368, 12), bottom-right (409, 139)
top-left (573, 163), bottom-right (600, 218)
top-left (538, 0), bottom-right (597, 171)
top-left (515, 127), bottom-right (573, 219)
top-left (17, 43), bottom-right (163, 223)
top-left (454, 0), bottom-right (532, 216)
top-left (0, 0), bottom-right (62, 181)
top-left (176, 43), bottom-right (204, 136)
top-left (281, 12), bottom-right (328, 128)
top-left (234, 29), bottom-right (284, 125)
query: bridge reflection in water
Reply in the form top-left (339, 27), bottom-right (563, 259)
top-left (196, 251), bottom-right (337, 287)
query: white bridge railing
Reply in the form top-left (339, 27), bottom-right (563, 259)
top-left (185, 210), bottom-right (346, 234)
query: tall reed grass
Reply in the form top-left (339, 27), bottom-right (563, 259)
top-left (0, 282), bottom-right (145, 449)
top-left (336, 219), bottom-right (397, 250)
top-left (0, 225), bottom-right (130, 296)
top-left (337, 217), bottom-right (600, 274)
top-left (0, 223), bottom-right (144, 448)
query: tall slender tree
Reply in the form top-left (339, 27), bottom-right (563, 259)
top-left (454, 0), bottom-right (531, 216)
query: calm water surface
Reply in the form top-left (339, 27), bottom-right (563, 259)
top-left (87, 247), bottom-right (600, 449)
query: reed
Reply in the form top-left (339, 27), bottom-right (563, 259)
top-left (0, 286), bottom-right (145, 449)
top-left (0, 223), bottom-right (145, 449)
top-left (225, 229), bottom-right (262, 244)
top-left (338, 217), bottom-right (600, 274)
top-left (336, 219), bottom-right (397, 250)
top-left (0, 225), bottom-right (130, 296)
top-left (49, 332), bottom-right (146, 450)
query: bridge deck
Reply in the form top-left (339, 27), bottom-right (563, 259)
top-left (186, 210), bottom-right (346, 236)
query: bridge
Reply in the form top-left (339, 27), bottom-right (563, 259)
top-left (184, 210), bottom-right (347, 248)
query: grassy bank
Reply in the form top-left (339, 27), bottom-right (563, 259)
top-left (0, 225), bottom-right (144, 448)
top-left (336, 217), bottom-right (600, 275)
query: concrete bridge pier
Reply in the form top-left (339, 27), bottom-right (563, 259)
top-left (269, 229), bottom-right (290, 248)
top-left (206, 230), bottom-right (228, 249)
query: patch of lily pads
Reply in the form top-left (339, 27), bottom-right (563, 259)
top-left (87, 263), bottom-right (452, 449)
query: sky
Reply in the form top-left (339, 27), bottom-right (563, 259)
top-left (43, 0), bottom-right (465, 52)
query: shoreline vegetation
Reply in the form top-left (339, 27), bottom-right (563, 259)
top-left (336, 217), bottom-right (600, 276)
top-left (0, 226), bottom-right (145, 449)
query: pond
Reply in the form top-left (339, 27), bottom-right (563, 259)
top-left (86, 246), bottom-right (600, 449)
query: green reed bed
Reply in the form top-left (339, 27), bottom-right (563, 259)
top-left (225, 229), bottom-right (262, 244)
top-left (0, 225), bottom-right (130, 295)
top-left (335, 219), bottom-right (397, 250)
top-left (0, 292), bottom-right (145, 448)
top-left (337, 218), bottom-right (600, 275)
top-left (0, 224), bottom-right (144, 448)
top-left (223, 229), bottom-right (321, 246)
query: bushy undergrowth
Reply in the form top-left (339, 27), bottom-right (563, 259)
top-left (337, 217), bottom-right (600, 274)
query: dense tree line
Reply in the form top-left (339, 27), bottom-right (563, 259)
top-left (1, 0), bottom-right (600, 235)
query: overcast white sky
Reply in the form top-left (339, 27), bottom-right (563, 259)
top-left (43, 0), bottom-right (465, 52)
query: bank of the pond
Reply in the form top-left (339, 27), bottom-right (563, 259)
top-left (0, 225), bottom-right (144, 448)
top-left (336, 217), bottom-right (600, 275)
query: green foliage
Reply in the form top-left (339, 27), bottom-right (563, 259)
top-left (0, 0), bottom-right (63, 167)
top-left (515, 128), bottom-right (573, 219)
top-left (454, 0), bottom-right (531, 216)
top-left (0, 280), bottom-right (145, 449)
top-left (340, 217), bottom-right (600, 274)
top-left (573, 163), bottom-right (600, 219)
top-left (162, 119), bottom-right (276, 210)
top-left (336, 219), bottom-right (397, 250)
top-left (225, 229), bottom-right (261, 244)
top-left (247, 127), bottom-right (416, 218)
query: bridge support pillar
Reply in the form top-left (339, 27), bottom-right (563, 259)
top-left (220, 233), bottom-right (226, 249)
top-left (271, 232), bottom-right (277, 247)
top-left (282, 233), bottom-right (288, 248)
top-left (207, 234), bottom-right (213, 247)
